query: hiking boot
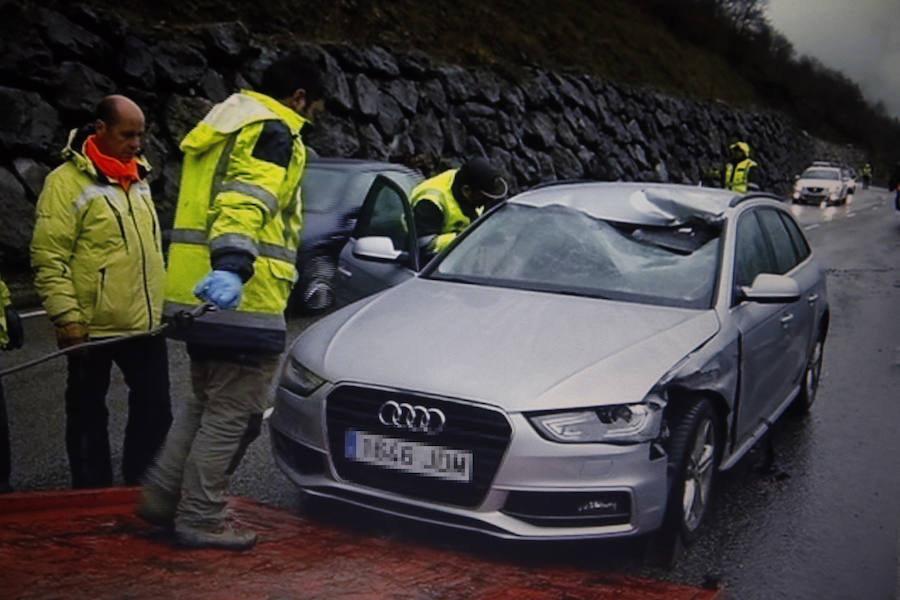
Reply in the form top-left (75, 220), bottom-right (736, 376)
top-left (136, 486), bottom-right (178, 527)
top-left (174, 524), bottom-right (258, 551)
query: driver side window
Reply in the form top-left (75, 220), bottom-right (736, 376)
top-left (356, 185), bottom-right (409, 250)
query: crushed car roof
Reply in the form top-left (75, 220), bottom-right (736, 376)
top-left (510, 181), bottom-right (737, 226)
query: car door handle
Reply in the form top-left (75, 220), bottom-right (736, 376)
top-left (807, 293), bottom-right (819, 304)
top-left (780, 313), bottom-right (795, 326)
top-left (337, 266), bottom-right (352, 278)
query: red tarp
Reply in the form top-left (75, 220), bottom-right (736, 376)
top-left (0, 488), bottom-right (723, 600)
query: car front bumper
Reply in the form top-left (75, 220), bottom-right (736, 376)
top-left (269, 383), bottom-right (669, 541)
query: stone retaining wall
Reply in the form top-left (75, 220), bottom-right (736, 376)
top-left (0, 3), bottom-right (864, 279)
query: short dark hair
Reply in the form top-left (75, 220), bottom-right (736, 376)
top-left (259, 51), bottom-right (325, 102)
top-left (94, 96), bottom-right (119, 127)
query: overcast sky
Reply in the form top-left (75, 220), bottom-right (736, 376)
top-left (766, 0), bottom-right (900, 120)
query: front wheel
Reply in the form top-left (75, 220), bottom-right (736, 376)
top-left (292, 256), bottom-right (337, 315)
top-left (663, 398), bottom-right (720, 543)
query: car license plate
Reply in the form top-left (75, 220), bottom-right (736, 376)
top-left (344, 429), bottom-right (472, 482)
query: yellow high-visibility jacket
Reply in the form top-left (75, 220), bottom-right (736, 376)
top-left (0, 277), bottom-right (10, 347)
top-left (410, 169), bottom-right (475, 254)
top-left (31, 129), bottom-right (164, 337)
top-left (164, 90), bottom-right (308, 354)
top-left (725, 158), bottom-right (758, 193)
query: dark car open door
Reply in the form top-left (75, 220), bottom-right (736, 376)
top-left (334, 175), bottom-right (419, 307)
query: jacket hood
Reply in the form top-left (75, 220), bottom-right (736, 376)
top-left (294, 278), bottom-right (720, 412)
top-left (729, 141), bottom-right (750, 159)
top-left (180, 90), bottom-right (308, 155)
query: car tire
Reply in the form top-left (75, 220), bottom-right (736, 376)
top-left (294, 256), bottom-right (337, 314)
top-left (790, 335), bottom-right (825, 415)
top-left (662, 398), bottom-right (720, 544)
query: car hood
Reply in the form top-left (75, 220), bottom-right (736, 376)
top-left (797, 177), bottom-right (840, 188)
top-left (294, 278), bottom-right (720, 412)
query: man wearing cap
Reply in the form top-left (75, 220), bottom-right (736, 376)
top-left (411, 157), bottom-right (508, 260)
top-left (722, 140), bottom-right (762, 193)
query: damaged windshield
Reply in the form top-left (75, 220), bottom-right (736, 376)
top-left (429, 203), bottom-right (721, 308)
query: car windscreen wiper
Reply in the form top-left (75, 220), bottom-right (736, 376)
top-left (427, 273), bottom-right (488, 286)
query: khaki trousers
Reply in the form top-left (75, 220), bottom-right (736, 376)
top-left (147, 355), bottom-right (280, 530)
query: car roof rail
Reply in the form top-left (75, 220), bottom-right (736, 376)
top-left (528, 178), bottom-right (596, 191)
top-left (728, 192), bottom-right (784, 207)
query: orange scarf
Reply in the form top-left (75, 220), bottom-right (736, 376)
top-left (84, 135), bottom-right (141, 191)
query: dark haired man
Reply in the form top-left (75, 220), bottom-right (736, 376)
top-left (411, 157), bottom-right (508, 260)
top-left (138, 52), bottom-right (325, 550)
top-left (31, 95), bottom-right (171, 489)
top-left (889, 161), bottom-right (900, 210)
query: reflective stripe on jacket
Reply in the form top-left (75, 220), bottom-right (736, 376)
top-left (164, 90), bottom-right (308, 354)
top-left (410, 169), bottom-right (471, 253)
top-left (725, 158), bottom-right (757, 193)
top-left (30, 128), bottom-right (164, 336)
top-left (0, 277), bottom-right (10, 347)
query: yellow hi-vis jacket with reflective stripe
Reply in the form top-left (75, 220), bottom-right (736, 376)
top-left (31, 128), bottom-right (164, 336)
top-left (0, 276), bottom-right (11, 347)
top-left (164, 90), bottom-right (308, 354)
top-left (724, 158), bottom-right (757, 193)
top-left (410, 169), bottom-right (477, 254)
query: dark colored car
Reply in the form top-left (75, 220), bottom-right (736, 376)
top-left (290, 158), bottom-right (423, 313)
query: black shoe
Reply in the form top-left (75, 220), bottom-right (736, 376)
top-left (175, 525), bottom-right (258, 551)
top-left (136, 486), bottom-right (178, 527)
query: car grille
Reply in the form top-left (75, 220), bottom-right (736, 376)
top-left (326, 385), bottom-right (512, 508)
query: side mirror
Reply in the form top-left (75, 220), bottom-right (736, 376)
top-left (352, 236), bottom-right (404, 262)
top-left (739, 273), bottom-right (801, 304)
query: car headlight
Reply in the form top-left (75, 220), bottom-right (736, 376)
top-left (281, 356), bottom-right (326, 396)
top-left (528, 401), bottom-right (663, 443)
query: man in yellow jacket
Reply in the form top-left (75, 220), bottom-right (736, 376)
top-left (30, 95), bottom-right (171, 489)
top-left (138, 52), bottom-right (325, 551)
top-left (0, 275), bottom-right (24, 493)
top-left (411, 157), bottom-right (508, 260)
top-left (723, 141), bottom-right (761, 193)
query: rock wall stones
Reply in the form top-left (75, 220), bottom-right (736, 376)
top-left (0, 3), bottom-right (863, 272)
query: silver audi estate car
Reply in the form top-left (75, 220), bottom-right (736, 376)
top-left (270, 180), bottom-right (828, 549)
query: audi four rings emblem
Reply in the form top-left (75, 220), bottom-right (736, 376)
top-left (378, 400), bottom-right (446, 435)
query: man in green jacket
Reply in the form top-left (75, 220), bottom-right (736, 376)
top-left (30, 95), bottom-right (171, 489)
top-left (411, 157), bottom-right (508, 260)
top-left (138, 52), bottom-right (325, 551)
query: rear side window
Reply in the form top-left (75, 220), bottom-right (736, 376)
top-left (778, 212), bottom-right (811, 262)
top-left (757, 209), bottom-right (799, 274)
top-left (734, 212), bottom-right (775, 289)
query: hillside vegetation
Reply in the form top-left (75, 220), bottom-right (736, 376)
top-left (42, 0), bottom-right (900, 175)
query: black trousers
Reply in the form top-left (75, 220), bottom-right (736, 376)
top-left (65, 334), bottom-right (172, 488)
top-left (0, 379), bottom-right (9, 490)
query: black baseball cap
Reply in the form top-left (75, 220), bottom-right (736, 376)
top-left (456, 158), bottom-right (508, 200)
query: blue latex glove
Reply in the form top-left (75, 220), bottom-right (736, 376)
top-left (193, 270), bottom-right (243, 310)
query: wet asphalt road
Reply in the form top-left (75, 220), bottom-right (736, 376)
top-left (3, 187), bottom-right (898, 599)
